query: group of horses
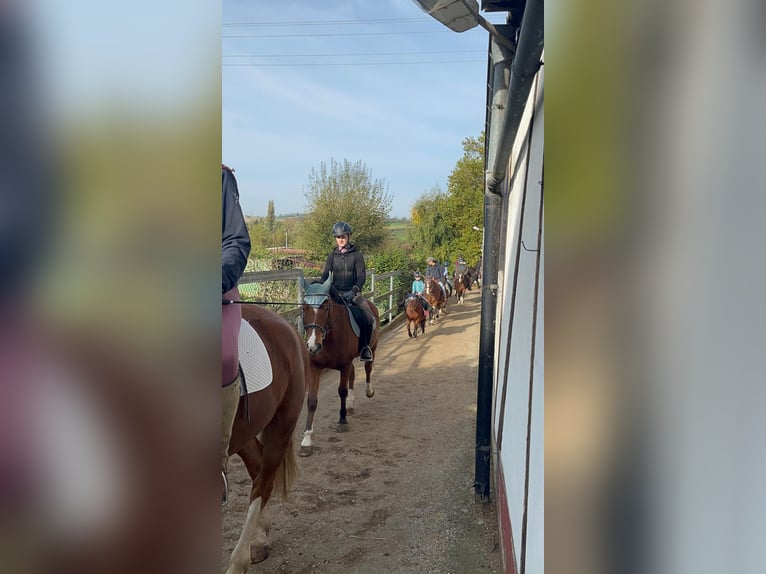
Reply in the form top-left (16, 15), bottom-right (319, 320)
top-left (404, 266), bottom-right (481, 339)
top-left (225, 264), bottom-right (480, 573)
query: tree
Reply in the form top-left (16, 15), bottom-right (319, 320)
top-left (266, 200), bottom-right (275, 233)
top-left (443, 133), bottom-right (484, 263)
top-left (408, 187), bottom-right (454, 262)
top-left (299, 159), bottom-right (393, 259)
top-left (408, 133), bottom-right (485, 265)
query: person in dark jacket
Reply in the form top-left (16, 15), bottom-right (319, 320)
top-left (221, 164), bottom-right (251, 504)
top-left (320, 221), bottom-right (375, 362)
top-left (425, 257), bottom-right (447, 299)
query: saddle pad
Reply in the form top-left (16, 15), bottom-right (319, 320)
top-left (346, 305), bottom-right (377, 339)
top-left (238, 318), bottom-right (272, 396)
top-left (347, 306), bottom-right (361, 339)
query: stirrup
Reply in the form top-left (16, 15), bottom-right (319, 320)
top-left (360, 346), bottom-right (373, 362)
top-left (222, 469), bottom-right (229, 506)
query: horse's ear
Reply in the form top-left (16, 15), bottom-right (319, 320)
top-left (322, 272), bottom-right (333, 292)
top-left (299, 277), bottom-right (309, 295)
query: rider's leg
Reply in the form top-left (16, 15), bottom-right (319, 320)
top-left (352, 294), bottom-right (375, 362)
top-left (221, 374), bottom-right (240, 503)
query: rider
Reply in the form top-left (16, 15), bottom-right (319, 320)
top-left (397, 271), bottom-right (432, 314)
top-left (442, 260), bottom-right (453, 292)
top-left (221, 164), bottom-right (251, 504)
top-left (425, 257), bottom-right (447, 299)
top-left (455, 255), bottom-right (468, 277)
top-left (320, 221), bottom-right (375, 362)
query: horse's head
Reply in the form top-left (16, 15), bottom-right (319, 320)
top-left (300, 273), bottom-right (334, 355)
top-left (405, 294), bottom-right (423, 315)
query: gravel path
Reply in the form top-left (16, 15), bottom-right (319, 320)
top-left (223, 290), bottom-right (501, 573)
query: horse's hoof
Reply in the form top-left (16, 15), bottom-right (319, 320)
top-left (250, 543), bottom-right (271, 564)
top-left (366, 389), bottom-right (375, 398)
top-left (299, 445), bottom-right (314, 457)
top-left (348, 406), bottom-right (355, 415)
top-left (336, 422), bottom-right (349, 433)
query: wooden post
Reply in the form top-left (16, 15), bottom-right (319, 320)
top-left (296, 269), bottom-right (304, 333)
top-left (370, 269), bottom-right (376, 304)
top-left (388, 275), bottom-right (394, 323)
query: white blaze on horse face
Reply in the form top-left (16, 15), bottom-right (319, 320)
top-left (305, 307), bottom-right (319, 353)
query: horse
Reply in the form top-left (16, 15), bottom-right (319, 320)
top-left (298, 273), bottom-right (380, 455)
top-left (465, 266), bottom-right (481, 289)
top-left (424, 277), bottom-right (447, 324)
top-left (225, 304), bottom-right (308, 573)
top-left (454, 272), bottom-right (471, 305)
top-left (404, 294), bottom-right (427, 338)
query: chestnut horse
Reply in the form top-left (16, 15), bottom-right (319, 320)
top-left (225, 305), bottom-right (308, 573)
top-left (424, 277), bottom-right (447, 324)
top-left (299, 273), bottom-right (380, 455)
top-left (405, 294), bottom-right (427, 338)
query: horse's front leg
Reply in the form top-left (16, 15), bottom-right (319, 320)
top-left (300, 368), bottom-right (321, 456)
top-left (336, 365), bottom-right (352, 432)
top-left (364, 348), bottom-right (375, 398)
top-left (347, 366), bottom-right (356, 415)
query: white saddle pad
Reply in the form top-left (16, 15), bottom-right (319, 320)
top-left (238, 318), bottom-right (272, 396)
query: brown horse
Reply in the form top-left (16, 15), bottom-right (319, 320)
top-left (424, 277), bottom-right (447, 324)
top-left (225, 305), bottom-right (308, 573)
top-left (298, 273), bottom-right (380, 455)
top-left (454, 272), bottom-right (471, 305)
top-left (405, 294), bottom-right (427, 338)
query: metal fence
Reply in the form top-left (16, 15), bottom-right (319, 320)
top-left (237, 268), bottom-right (407, 329)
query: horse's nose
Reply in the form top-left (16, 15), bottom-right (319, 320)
top-left (305, 330), bottom-right (322, 354)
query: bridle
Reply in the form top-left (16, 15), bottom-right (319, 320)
top-left (301, 293), bottom-right (343, 339)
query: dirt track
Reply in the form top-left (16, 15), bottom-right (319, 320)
top-left (222, 289), bottom-right (501, 573)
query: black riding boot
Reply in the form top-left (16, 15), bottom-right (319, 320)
top-left (353, 295), bottom-right (375, 362)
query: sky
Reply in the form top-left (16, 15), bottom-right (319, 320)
top-left (223, 0), bottom-right (506, 218)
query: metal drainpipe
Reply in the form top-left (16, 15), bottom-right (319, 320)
top-left (474, 0), bottom-right (545, 500)
top-left (487, 0), bottom-right (545, 194)
top-left (475, 33), bottom-right (512, 501)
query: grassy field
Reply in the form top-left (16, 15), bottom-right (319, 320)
top-left (386, 221), bottom-right (411, 241)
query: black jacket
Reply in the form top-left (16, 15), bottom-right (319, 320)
top-left (425, 263), bottom-right (443, 282)
top-left (222, 167), bottom-right (251, 294)
top-left (320, 244), bottom-right (366, 293)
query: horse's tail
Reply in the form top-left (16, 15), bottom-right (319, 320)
top-left (273, 432), bottom-right (298, 501)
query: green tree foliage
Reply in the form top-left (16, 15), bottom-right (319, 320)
top-left (366, 243), bottom-right (420, 304)
top-left (408, 187), bottom-right (454, 262)
top-left (299, 159), bottom-right (392, 259)
top-left (444, 134), bottom-right (484, 263)
top-left (409, 133), bottom-right (485, 266)
top-left (245, 217), bottom-right (270, 258)
top-left (246, 214), bottom-right (289, 256)
top-left (266, 200), bottom-right (275, 233)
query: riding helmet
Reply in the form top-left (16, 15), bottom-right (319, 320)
top-left (332, 221), bottom-right (353, 237)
